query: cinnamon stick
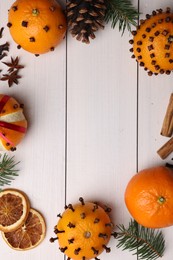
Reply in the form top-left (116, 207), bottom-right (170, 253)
top-left (157, 137), bottom-right (173, 159)
top-left (160, 93), bottom-right (173, 137)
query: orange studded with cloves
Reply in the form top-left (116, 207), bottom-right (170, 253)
top-left (50, 198), bottom-right (113, 260)
top-left (8, 0), bottom-right (66, 55)
top-left (130, 8), bottom-right (173, 76)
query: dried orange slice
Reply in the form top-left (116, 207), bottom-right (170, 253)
top-left (2, 208), bottom-right (46, 250)
top-left (0, 189), bottom-right (30, 232)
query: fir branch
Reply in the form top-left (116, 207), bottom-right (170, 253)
top-left (104, 0), bottom-right (139, 34)
top-left (115, 219), bottom-right (165, 260)
top-left (0, 153), bottom-right (20, 191)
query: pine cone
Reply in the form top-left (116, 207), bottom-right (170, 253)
top-left (67, 0), bottom-right (107, 44)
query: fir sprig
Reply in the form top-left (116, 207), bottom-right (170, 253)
top-left (105, 0), bottom-right (139, 34)
top-left (0, 153), bottom-right (20, 191)
top-left (115, 219), bottom-right (165, 260)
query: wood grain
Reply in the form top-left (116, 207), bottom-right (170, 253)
top-left (1, 0), bottom-right (173, 260)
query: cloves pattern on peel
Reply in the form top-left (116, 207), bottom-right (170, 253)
top-left (7, 2), bottom-right (66, 55)
top-left (50, 198), bottom-right (113, 260)
top-left (130, 8), bottom-right (173, 75)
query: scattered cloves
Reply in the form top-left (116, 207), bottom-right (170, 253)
top-left (103, 245), bottom-right (111, 253)
top-left (50, 237), bottom-right (58, 243)
top-left (68, 238), bottom-right (74, 244)
top-left (162, 30), bottom-right (169, 36)
top-left (149, 36), bottom-right (154, 42)
top-left (165, 44), bottom-right (170, 50)
top-left (21, 21), bottom-right (28, 27)
top-left (0, 27), bottom-right (4, 38)
top-left (158, 19), bottom-right (163, 24)
top-left (12, 5), bottom-right (18, 11)
top-left (131, 30), bottom-right (137, 36)
top-left (151, 23), bottom-right (156, 28)
top-left (165, 53), bottom-right (170, 58)
top-left (148, 71), bottom-right (153, 76)
top-left (68, 204), bottom-right (75, 212)
top-left (60, 246), bottom-right (68, 253)
top-left (146, 14), bottom-right (151, 19)
top-left (79, 197), bottom-right (85, 205)
top-left (94, 218), bottom-right (100, 223)
top-left (137, 41), bottom-right (142, 45)
top-left (104, 206), bottom-right (111, 213)
top-left (0, 42), bottom-right (9, 59)
top-left (74, 248), bottom-right (81, 255)
top-left (43, 25), bottom-right (50, 32)
top-left (111, 232), bottom-right (117, 238)
top-left (67, 222), bottom-right (75, 228)
top-left (93, 204), bottom-right (98, 212)
top-left (91, 247), bottom-right (99, 255)
top-left (168, 35), bottom-right (173, 43)
top-left (148, 44), bottom-right (154, 51)
top-left (145, 27), bottom-right (151, 32)
top-left (165, 16), bottom-right (171, 22)
top-left (54, 228), bottom-right (65, 234)
top-left (154, 31), bottom-right (160, 36)
top-left (98, 233), bottom-right (108, 239)
top-left (80, 212), bottom-right (86, 219)
top-left (29, 37), bottom-right (35, 42)
top-left (7, 22), bottom-right (12, 28)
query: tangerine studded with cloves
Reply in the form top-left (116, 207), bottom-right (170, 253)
top-left (130, 7), bottom-right (173, 76)
top-left (50, 197), bottom-right (114, 260)
top-left (7, 0), bottom-right (67, 55)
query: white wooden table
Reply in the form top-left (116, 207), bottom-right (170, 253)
top-left (1, 0), bottom-right (173, 259)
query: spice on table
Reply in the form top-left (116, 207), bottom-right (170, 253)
top-left (0, 27), bottom-right (4, 38)
top-left (2, 56), bottom-right (24, 72)
top-left (1, 70), bottom-right (21, 87)
top-left (160, 93), bottom-right (173, 137)
top-left (0, 42), bottom-right (9, 60)
top-left (157, 137), bottom-right (173, 159)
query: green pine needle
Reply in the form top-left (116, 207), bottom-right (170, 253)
top-left (115, 219), bottom-right (165, 260)
top-left (104, 0), bottom-right (139, 34)
top-left (0, 153), bottom-right (20, 191)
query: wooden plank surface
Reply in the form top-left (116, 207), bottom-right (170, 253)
top-left (0, 0), bottom-right (173, 259)
top-left (0, 1), bottom-right (66, 259)
top-left (65, 17), bottom-right (138, 260)
top-left (138, 1), bottom-right (173, 260)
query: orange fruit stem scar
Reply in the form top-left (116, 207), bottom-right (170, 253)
top-left (32, 8), bottom-right (40, 16)
top-left (158, 196), bottom-right (166, 204)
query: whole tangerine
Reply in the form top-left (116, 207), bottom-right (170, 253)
top-left (125, 166), bottom-right (173, 228)
top-left (8, 0), bottom-right (67, 55)
top-left (130, 8), bottom-right (173, 76)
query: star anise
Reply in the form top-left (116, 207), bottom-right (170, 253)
top-left (0, 70), bottom-right (21, 87)
top-left (2, 56), bottom-right (24, 72)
